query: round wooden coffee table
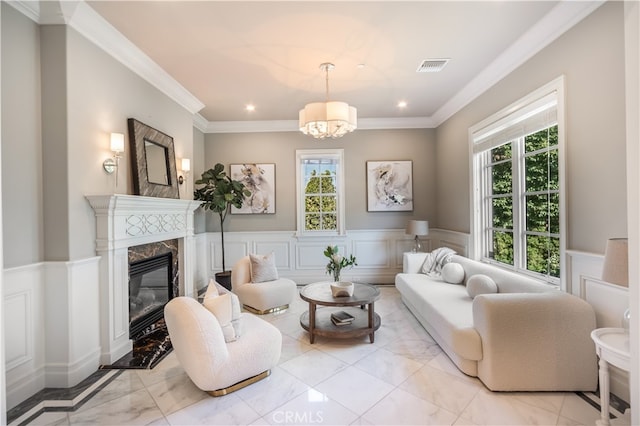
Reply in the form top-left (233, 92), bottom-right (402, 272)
top-left (299, 282), bottom-right (381, 344)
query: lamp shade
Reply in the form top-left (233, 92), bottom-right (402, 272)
top-left (110, 133), bottom-right (125, 153)
top-left (181, 158), bottom-right (191, 172)
top-left (406, 220), bottom-right (429, 236)
top-left (602, 238), bottom-right (628, 287)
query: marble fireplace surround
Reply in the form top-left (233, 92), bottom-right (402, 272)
top-left (87, 195), bottom-right (201, 365)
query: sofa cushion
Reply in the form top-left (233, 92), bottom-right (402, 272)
top-left (466, 274), bottom-right (498, 298)
top-left (203, 281), bottom-right (242, 342)
top-left (451, 255), bottom-right (554, 294)
top-left (395, 273), bottom-right (482, 361)
top-left (250, 252), bottom-right (279, 283)
top-left (442, 262), bottom-right (465, 284)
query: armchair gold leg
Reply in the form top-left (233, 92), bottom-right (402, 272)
top-left (206, 370), bottom-right (271, 397)
top-left (243, 304), bottom-right (289, 315)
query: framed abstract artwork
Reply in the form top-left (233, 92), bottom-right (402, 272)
top-left (230, 163), bottom-right (276, 214)
top-left (366, 160), bottom-right (413, 212)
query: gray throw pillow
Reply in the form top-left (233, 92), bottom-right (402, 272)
top-left (249, 252), bottom-right (279, 283)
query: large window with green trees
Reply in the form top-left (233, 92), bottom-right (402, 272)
top-left (471, 79), bottom-right (565, 284)
top-left (296, 149), bottom-right (345, 236)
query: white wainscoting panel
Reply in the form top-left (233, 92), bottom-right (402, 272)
top-left (255, 241), bottom-right (292, 270)
top-left (581, 276), bottom-right (629, 328)
top-left (3, 257), bottom-right (102, 410)
top-left (4, 263), bottom-right (46, 410)
top-left (203, 228), bottom-right (470, 285)
top-left (566, 250), bottom-right (604, 296)
top-left (567, 249), bottom-right (630, 403)
top-left (353, 239), bottom-right (391, 268)
top-left (4, 291), bottom-right (31, 370)
top-left (194, 233), bottom-right (209, 293)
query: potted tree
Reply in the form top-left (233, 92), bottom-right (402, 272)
top-left (194, 163), bottom-right (250, 289)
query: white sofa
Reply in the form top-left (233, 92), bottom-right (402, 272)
top-left (395, 252), bottom-right (598, 392)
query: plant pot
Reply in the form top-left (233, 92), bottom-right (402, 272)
top-left (215, 271), bottom-right (232, 291)
top-left (330, 281), bottom-right (354, 297)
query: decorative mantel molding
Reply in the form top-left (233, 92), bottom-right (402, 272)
top-left (86, 194), bottom-right (201, 364)
top-left (86, 194), bottom-right (201, 250)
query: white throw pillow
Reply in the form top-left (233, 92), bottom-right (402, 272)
top-left (203, 281), bottom-right (242, 342)
top-left (203, 278), bottom-right (219, 299)
top-left (466, 274), bottom-right (498, 298)
top-left (441, 262), bottom-right (465, 284)
top-left (249, 252), bottom-right (279, 283)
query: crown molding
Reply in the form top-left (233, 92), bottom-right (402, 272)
top-left (9, 0), bottom-right (205, 115)
top-left (430, 0), bottom-right (606, 127)
top-left (198, 0), bottom-right (603, 133)
top-left (6, 1), bottom-right (40, 23)
top-left (68, 2), bottom-right (205, 114)
top-left (193, 114), bottom-right (210, 133)
top-left (199, 116), bottom-right (436, 134)
top-left (10, 0), bottom-right (603, 133)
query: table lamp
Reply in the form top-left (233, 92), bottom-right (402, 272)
top-left (406, 220), bottom-right (429, 253)
top-left (601, 237), bottom-right (629, 330)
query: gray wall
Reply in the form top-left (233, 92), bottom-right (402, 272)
top-left (435, 1), bottom-right (627, 254)
top-left (1, 8), bottom-right (196, 265)
top-left (203, 128), bottom-right (436, 232)
top-left (65, 27), bottom-right (194, 259)
top-left (1, 4), bottom-right (44, 267)
top-left (193, 127), bottom-right (206, 233)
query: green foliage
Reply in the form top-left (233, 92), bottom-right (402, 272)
top-left (324, 245), bottom-right (357, 281)
top-left (193, 163), bottom-right (250, 271)
top-left (304, 169), bottom-right (337, 231)
top-left (489, 126), bottom-right (560, 279)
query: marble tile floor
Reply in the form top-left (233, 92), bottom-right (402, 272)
top-left (12, 286), bottom-right (627, 426)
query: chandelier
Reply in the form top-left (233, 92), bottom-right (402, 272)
top-left (299, 63), bottom-right (357, 139)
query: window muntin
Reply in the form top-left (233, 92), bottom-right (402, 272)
top-left (296, 149), bottom-right (345, 236)
top-left (303, 160), bottom-right (337, 231)
top-left (472, 78), bottom-right (564, 285)
top-left (481, 125), bottom-right (560, 281)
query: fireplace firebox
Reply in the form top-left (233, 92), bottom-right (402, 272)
top-left (129, 253), bottom-right (173, 338)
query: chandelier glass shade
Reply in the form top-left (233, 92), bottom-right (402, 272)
top-left (299, 63), bottom-right (357, 139)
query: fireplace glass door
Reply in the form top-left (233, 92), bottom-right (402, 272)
top-left (129, 253), bottom-right (172, 338)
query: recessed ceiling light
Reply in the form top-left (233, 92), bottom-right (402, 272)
top-left (397, 101), bottom-right (408, 108)
top-left (357, 63), bottom-right (366, 69)
top-left (245, 104), bottom-right (255, 112)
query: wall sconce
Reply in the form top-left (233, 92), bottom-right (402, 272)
top-left (103, 133), bottom-right (125, 186)
top-left (178, 158), bottom-right (191, 185)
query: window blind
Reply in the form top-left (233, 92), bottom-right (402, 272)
top-left (473, 92), bottom-right (557, 153)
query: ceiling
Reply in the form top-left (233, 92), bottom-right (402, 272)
top-left (61, 1), bottom-right (601, 130)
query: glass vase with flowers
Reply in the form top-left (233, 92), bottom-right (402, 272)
top-left (324, 245), bottom-right (357, 282)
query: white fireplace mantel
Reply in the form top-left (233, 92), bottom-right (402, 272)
top-left (86, 194), bottom-right (202, 364)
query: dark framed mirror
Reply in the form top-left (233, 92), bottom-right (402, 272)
top-left (128, 118), bottom-right (179, 199)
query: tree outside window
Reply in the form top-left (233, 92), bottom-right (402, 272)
top-left (296, 149), bottom-right (345, 236)
top-left (472, 79), bottom-right (565, 285)
top-left (486, 125), bottom-right (560, 280)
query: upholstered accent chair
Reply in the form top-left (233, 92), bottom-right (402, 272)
top-left (164, 296), bottom-right (281, 396)
top-left (231, 255), bottom-right (297, 314)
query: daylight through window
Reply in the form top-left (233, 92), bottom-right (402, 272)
top-left (471, 79), bottom-right (564, 284)
top-left (296, 149), bottom-right (345, 236)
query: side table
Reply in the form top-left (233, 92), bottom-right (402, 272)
top-left (590, 328), bottom-right (631, 426)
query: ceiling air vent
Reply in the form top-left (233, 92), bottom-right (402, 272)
top-left (416, 58), bottom-right (450, 73)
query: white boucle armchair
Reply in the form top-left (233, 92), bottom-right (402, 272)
top-left (164, 297), bottom-right (281, 396)
top-left (231, 255), bottom-right (297, 314)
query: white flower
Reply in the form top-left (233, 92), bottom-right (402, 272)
top-left (331, 254), bottom-right (343, 264)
